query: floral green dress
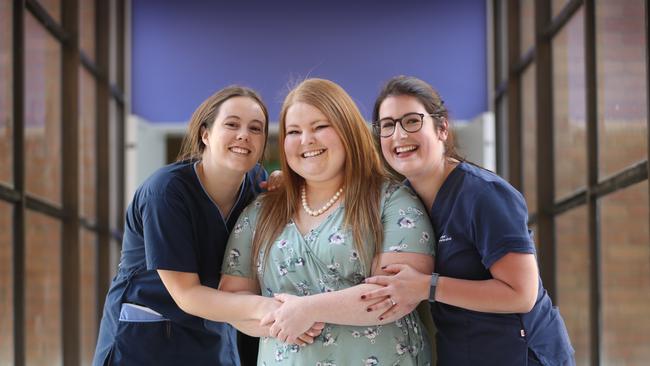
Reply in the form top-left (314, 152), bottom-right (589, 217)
top-left (223, 183), bottom-right (435, 366)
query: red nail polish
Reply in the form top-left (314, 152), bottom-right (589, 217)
top-left (379, 317), bottom-right (384, 321)
top-left (381, 265), bottom-right (387, 269)
top-left (361, 295), bottom-right (366, 300)
top-left (366, 308), bottom-right (371, 312)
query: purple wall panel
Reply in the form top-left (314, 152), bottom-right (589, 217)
top-left (132, 0), bottom-right (486, 122)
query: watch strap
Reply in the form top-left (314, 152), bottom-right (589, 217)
top-left (428, 273), bottom-right (440, 302)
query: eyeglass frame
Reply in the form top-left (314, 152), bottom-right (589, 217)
top-left (372, 112), bottom-right (445, 138)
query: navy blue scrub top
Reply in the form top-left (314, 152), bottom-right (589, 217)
top-left (415, 162), bottom-right (574, 366)
top-left (93, 160), bottom-right (267, 366)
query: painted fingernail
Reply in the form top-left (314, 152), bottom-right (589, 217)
top-left (379, 317), bottom-right (384, 321)
top-left (361, 295), bottom-right (366, 300)
top-left (381, 265), bottom-right (387, 269)
top-left (366, 308), bottom-right (371, 312)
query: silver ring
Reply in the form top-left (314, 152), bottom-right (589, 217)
top-left (389, 298), bottom-right (396, 306)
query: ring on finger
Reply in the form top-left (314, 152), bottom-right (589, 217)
top-left (389, 298), bottom-right (396, 306)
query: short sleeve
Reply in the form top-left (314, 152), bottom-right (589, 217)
top-left (381, 183), bottom-right (436, 256)
top-left (472, 182), bottom-right (535, 268)
top-left (141, 190), bottom-right (198, 272)
top-left (222, 200), bottom-right (260, 278)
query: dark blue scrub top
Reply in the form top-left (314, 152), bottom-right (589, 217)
top-left (93, 160), bottom-right (267, 366)
top-left (414, 162), bottom-right (574, 366)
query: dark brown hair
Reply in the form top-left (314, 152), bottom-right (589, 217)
top-left (177, 86), bottom-right (269, 162)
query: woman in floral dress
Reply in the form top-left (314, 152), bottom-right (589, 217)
top-left (219, 78), bottom-right (434, 365)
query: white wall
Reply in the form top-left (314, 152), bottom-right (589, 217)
top-left (125, 112), bottom-right (496, 202)
top-left (453, 112), bottom-right (496, 171)
top-left (125, 114), bottom-right (186, 201)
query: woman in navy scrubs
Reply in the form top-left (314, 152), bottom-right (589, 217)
top-left (362, 76), bottom-right (575, 366)
top-left (93, 86), bottom-right (285, 366)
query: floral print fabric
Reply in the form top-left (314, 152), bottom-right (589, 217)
top-left (223, 182), bottom-right (435, 365)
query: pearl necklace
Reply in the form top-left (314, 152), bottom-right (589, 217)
top-left (301, 185), bottom-right (344, 217)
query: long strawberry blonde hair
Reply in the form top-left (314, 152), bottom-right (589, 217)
top-left (252, 78), bottom-right (387, 275)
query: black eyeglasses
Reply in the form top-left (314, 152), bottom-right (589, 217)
top-left (373, 112), bottom-right (441, 138)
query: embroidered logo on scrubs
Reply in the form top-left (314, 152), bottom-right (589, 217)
top-left (439, 234), bottom-right (452, 243)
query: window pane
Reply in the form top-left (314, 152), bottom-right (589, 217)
top-left (601, 181), bottom-right (650, 364)
top-left (25, 13), bottom-right (62, 205)
top-left (0, 201), bottom-right (13, 365)
top-left (522, 64), bottom-right (537, 213)
top-left (519, 0), bottom-right (535, 57)
top-left (553, 8), bottom-right (586, 200)
top-left (80, 229), bottom-right (97, 366)
top-left (35, 0), bottom-right (61, 23)
top-left (79, 0), bottom-right (95, 62)
top-left (25, 210), bottom-right (62, 366)
top-left (0, 0), bottom-right (13, 185)
top-left (597, 0), bottom-right (647, 179)
top-left (556, 206), bottom-right (590, 366)
top-left (80, 67), bottom-right (96, 221)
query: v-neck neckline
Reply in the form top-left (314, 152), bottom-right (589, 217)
top-left (430, 161), bottom-right (464, 213)
top-left (193, 161), bottom-right (247, 231)
top-left (290, 204), bottom-right (344, 240)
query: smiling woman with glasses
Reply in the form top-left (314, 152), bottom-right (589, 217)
top-left (362, 75), bottom-right (575, 366)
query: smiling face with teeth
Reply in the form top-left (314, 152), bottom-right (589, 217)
top-left (283, 102), bottom-right (346, 184)
top-left (378, 95), bottom-right (448, 180)
top-left (201, 96), bottom-right (267, 175)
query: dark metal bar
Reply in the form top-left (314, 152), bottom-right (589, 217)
top-left (514, 47), bottom-right (535, 75)
top-left (0, 183), bottom-right (21, 203)
top-left (534, 0), bottom-right (557, 300)
top-left (583, 1), bottom-right (601, 363)
top-left (61, 0), bottom-right (80, 364)
top-left (553, 190), bottom-right (587, 215)
top-left (549, 162), bottom-right (648, 220)
top-left (95, 0), bottom-right (111, 326)
top-left (25, 0), bottom-right (68, 43)
top-left (12, 1), bottom-right (26, 364)
top-left (80, 50), bottom-right (100, 79)
top-left (79, 217), bottom-right (101, 232)
top-left (115, 0), bottom-right (126, 95)
top-left (110, 84), bottom-right (125, 106)
top-left (495, 79), bottom-right (507, 103)
top-left (24, 196), bottom-right (66, 219)
top-left (591, 161), bottom-right (648, 197)
top-left (542, 0), bottom-right (584, 40)
top-left (507, 0), bottom-right (522, 189)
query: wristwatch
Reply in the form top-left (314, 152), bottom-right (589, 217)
top-left (428, 273), bottom-right (440, 302)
